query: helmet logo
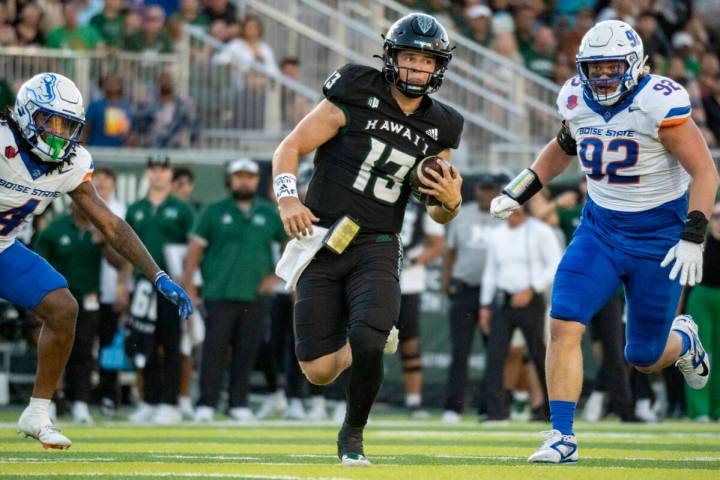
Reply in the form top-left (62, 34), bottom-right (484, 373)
top-left (37, 74), bottom-right (58, 105)
top-left (416, 16), bottom-right (434, 34)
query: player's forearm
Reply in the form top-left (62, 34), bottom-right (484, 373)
top-left (530, 139), bottom-right (575, 185)
top-left (181, 239), bottom-right (205, 285)
top-left (103, 219), bottom-right (161, 280)
top-left (272, 141), bottom-right (301, 176)
top-left (687, 170), bottom-right (719, 219)
top-left (413, 236), bottom-right (444, 265)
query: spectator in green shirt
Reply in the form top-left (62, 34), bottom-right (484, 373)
top-left (122, 5), bottom-right (173, 54)
top-left (89, 0), bottom-right (126, 49)
top-left (35, 203), bottom-right (123, 424)
top-left (46, 1), bottom-right (104, 51)
top-left (124, 154), bottom-right (195, 425)
top-left (182, 158), bottom-right (286, 422)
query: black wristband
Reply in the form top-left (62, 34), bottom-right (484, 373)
top-left (502, 168), bottom-right (543, 205)
top-left (556, 121), bottom-right (577, 155)
top-left (680, 210), bottom-right (708, 244)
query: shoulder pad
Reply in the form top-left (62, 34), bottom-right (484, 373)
top-left (322, 64), bottom-right (382, 105)
top-left (637, 75), bottom-right (691, 130)
top-left (556, 76), bottom-right (583, 121)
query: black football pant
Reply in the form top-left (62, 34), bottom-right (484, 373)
top-left (143, 295), bottom-right (182, 406)
top-left (198, 300), bottom-right (262, 408)
top-left (589, 297), bottom-right (634, 418)
top-left (98, 303), bottom-right (121, 406)
top-left (294, 233), bottom-right (401, 427)
top-left (65, 304), bottom-right (99, 403)
top-left (443, 282), bottom-right (486, 413)
top-left (484, 292), bottom-right (548, 420)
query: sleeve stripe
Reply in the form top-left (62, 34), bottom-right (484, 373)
top-left (660, 116), bottom-right (690, 127)
top-left (664, 105), bottom-right (691, 119)
top-left (82, 171), bottom-right (93, 182)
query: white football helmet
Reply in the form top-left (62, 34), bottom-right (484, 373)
top-left (576, 20), bottom-right (647, 106)
top-left (11, 72), bottom-right (85, 163)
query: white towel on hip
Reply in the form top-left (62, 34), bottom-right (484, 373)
top-left (275, 226), bottom-right (328, 291)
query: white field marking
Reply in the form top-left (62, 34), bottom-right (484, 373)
top-left (147, 454), bottom-right (261, 461)
top-left (287, 454), bottom-right (398, 460)
top-left (375, 430), bottom-right (660, 439)
top-left (0, 457), bottom-right (117, 463)
top-left (4, 474), bottom-right (353, 480)
top-left (435, 455), bottom-right (522, 460)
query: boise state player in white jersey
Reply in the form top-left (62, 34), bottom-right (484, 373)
top-left (491, 21), bottom-right (719, 463)
top-left (1, 73), bottom-right (192, 449)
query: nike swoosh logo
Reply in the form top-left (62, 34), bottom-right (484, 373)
top-left (698, 362), bottom-right (709, 377)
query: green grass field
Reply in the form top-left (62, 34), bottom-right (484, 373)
top-left (1, 410), bottom-right (720, 480)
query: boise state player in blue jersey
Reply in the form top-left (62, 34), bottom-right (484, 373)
top-left (491, 21), bottom-right (719, 463)
top-left (0, 73), bottom-right (193, 449)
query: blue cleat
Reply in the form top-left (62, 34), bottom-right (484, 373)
top-left (673, 315), bottom-right (710, 390)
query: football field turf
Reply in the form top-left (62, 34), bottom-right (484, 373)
top-left (1, 412), bottom-right (720, 480)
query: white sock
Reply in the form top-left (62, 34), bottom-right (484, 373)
top-left (27, 397), bottom-right (51, 415)
top-left (311, 396), bottom-right (325, 408)
top-left (406, 393), bottom-right (421, 408)
top-left (179, 396), bottom-right (192, 409)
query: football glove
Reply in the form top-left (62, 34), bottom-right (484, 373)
top-left (490, 194), bottom-right (520, 220)
top-left (660, 240), bottom-right (704, 286)
top-left (154, 271), bottom-right (194, 320)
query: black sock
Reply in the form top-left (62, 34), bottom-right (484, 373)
top-left (344, 325), bottom-right (386, 427)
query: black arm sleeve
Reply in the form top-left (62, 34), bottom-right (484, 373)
top-left (556, 121), bottom-right (577, 156)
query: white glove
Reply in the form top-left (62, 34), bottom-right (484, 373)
top-left (490, 194), bottom-right (520, 220)
top-left (660, 239), bottom-right (704, 286)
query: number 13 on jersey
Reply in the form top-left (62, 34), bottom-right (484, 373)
top-left (353, 137), bottom-right (416, 204)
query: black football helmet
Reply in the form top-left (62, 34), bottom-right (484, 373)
top-left (382, 13), bottom-right (453, 97)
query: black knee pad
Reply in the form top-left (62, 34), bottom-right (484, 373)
top-left (348, 325), bottom-right (387, 360)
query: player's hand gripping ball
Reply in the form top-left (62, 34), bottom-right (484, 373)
top-left (408, 156), bottom-right (450, 206)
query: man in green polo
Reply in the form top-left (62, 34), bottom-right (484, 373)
top-left (182, 158), bottom-right (286, 422)
top-left (125, 154), bottom-right (195, 425)
top-left (35, 204), bottom-right (121, 424)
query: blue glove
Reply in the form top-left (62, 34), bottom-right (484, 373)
top-left (153, 271), bottom-right (193, 320)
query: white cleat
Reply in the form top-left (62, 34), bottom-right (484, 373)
top-left (71, 401), bottom-right (94, 424)
top-left (229, 407), bottom-right (257, 424)
top-left (634, 399), bottom-right (658, 423)
top-left (179, 396), bottom-right (195, 420)
top-left (672, 315), bottom-right (711, 390)
top-left (153, 404), bottom-right (182, 425)
top-left (340, 453), bottom-right (371, 466)
top-left (384, 326), bottom-right (399, 354)
top-left (256, 390), bottom-right (288, 419)
top-left (17, 410), bottom-right (72, 450)
top-left (306, 396), bottom-right (327, 422)
top-left (194, 405), bottom-right (214, 423)
top-left (582, 391), bottom-right (605, 423)
top-left (332, 401), bottom-right (347, 425)
top-left (441, 410), bottom-right (461, 424)
top-left (128, 402), bottom-right (156, 423)
top-left (528, 430), bottom-right (578, 464)
top-left (285, 398), bottom-right (307, 420)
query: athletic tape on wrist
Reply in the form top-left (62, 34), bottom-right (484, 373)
top-left (273, 173), bottom-right (298, 200)
top-left (502, 168), bottom-right (543, 205)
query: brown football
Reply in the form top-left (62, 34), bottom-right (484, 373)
top-left (408, 156), bottom-right (449, 205)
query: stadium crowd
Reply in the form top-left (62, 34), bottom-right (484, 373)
top-left (0, 0), bottom-right (719, 427)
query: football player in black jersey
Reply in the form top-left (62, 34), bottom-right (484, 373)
top-left (272, 13), bottom-right (464, 466)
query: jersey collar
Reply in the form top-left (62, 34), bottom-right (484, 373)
top-left (582, 74), bottom-right (650, 123)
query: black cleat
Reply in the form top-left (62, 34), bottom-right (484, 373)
top-left (337, 424), bottom-right (371, 466)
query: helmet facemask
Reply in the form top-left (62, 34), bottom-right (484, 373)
top-left (30, 108), bottom-right (84, 162)
top-left (383, 47), bottom-right (449, 98)
top-left (577, 55), bottom-right (643, 106)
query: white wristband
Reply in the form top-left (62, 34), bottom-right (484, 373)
top-left (273, 173), bottom-right (298, 200)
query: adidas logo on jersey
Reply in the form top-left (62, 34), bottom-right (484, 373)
top-left (425, 128), bottom-right (438, 141)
